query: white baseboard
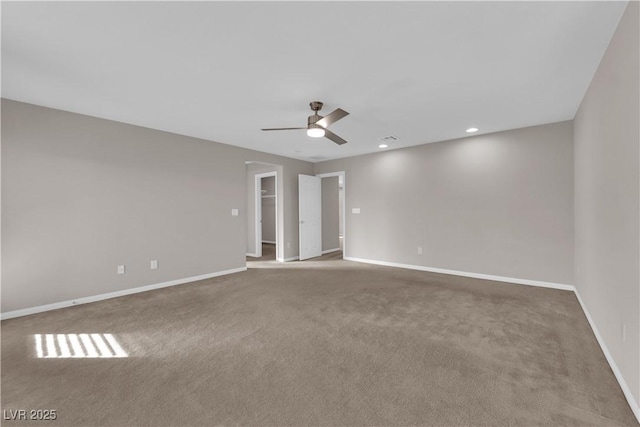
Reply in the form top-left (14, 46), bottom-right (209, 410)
top-left (262, 240), bottom-right (276, 245)
top-left (279, 256), bottom-right (299, 262)
top-left (322, 248), bottom-right (342, 255)
top-left (344, 257), bottom-right (574, 291)
top-left (246, 253), bottom-right (258, 258)
top-left (1, 267), bottom-right (247, 320)
top-left (574, 290), bottom-right (640, 422)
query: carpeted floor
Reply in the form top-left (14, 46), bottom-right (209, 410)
top-left (250, 242), bottom-right (277, 261)
top-left (1, 253), bottom-right (637, 426)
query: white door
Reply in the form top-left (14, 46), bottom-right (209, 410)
top-left (299, 174), bottom-right (322, 260)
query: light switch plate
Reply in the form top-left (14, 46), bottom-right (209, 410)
top-left (231, 208), bottom-right (239, 216)
top-left (117, 265), bottom-right (125, 275)
top-left (151, 260), bottom-right (158, 270)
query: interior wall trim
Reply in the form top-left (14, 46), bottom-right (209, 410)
top-left (344, 255), bottom-right (640, 423)
top-left (0, 267), bottom-right (247, 320)
top-left (573, 290), bottom-right (640, 422)
top-left (344, 257), bottom-right (574, 290)
top-left (280, 256), bottom-right (299, 262)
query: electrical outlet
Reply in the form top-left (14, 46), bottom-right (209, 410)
top-left (117, 265), bottom-right (125, 275)
top-left (231, 208), bottom-right (239, 216)
top-left (150, 260), bottom-right (158, 270)
top-left (417, 247), bottom-right (423, 255)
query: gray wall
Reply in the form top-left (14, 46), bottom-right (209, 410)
top-left (315, 121), bottom-right (574, 285)
top-left (321, 176), bottom-right (340, 251)
top-left (574, 1), bottom-right (639, 407)
top-left (261, 176), bottom-right (276, 243)
top-left (2, 99), bottom-right (312, 312)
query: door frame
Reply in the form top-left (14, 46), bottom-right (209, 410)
top-left (316, 171), bottom-right (346, 258)
top-left (255, 171), bottom-right (278, 258)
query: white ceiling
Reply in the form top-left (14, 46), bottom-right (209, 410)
top-left (1, 1), bottom-right (628, 163)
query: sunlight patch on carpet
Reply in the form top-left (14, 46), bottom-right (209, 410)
top-left (34, 333), bottom-right (128, 358)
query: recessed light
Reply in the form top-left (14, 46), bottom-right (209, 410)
top-left (466, 127), bottom-right (479, 133)
top-left (378, 144), bottom-right (388, 149)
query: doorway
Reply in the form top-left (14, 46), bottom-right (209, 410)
top-left (317, 171), bottom-right (346, 259)
top-left (256, 172), bottom-right (277, 260)
top-left (245, 162), bottom-right (282, 262)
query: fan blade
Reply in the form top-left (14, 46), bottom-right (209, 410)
top-left (315, 108), bottom-right (349, 128)
top-left (324, 129), bottom-right (347, 145)
top-left (261, 127), bottom-right (306, 131)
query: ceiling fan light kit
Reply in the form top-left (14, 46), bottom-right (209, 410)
top-left (307, 125), bottom-right (325, 138)
top-left (261, 101), bottom-right (349, 145)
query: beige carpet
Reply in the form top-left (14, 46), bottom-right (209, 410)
top-left (250, 242), bottom-right (277, 261)
top-left (1, 253), bottom-right (637, 426)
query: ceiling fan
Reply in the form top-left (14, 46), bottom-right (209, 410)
top-left (261, 101), bottom-right (349, 145)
